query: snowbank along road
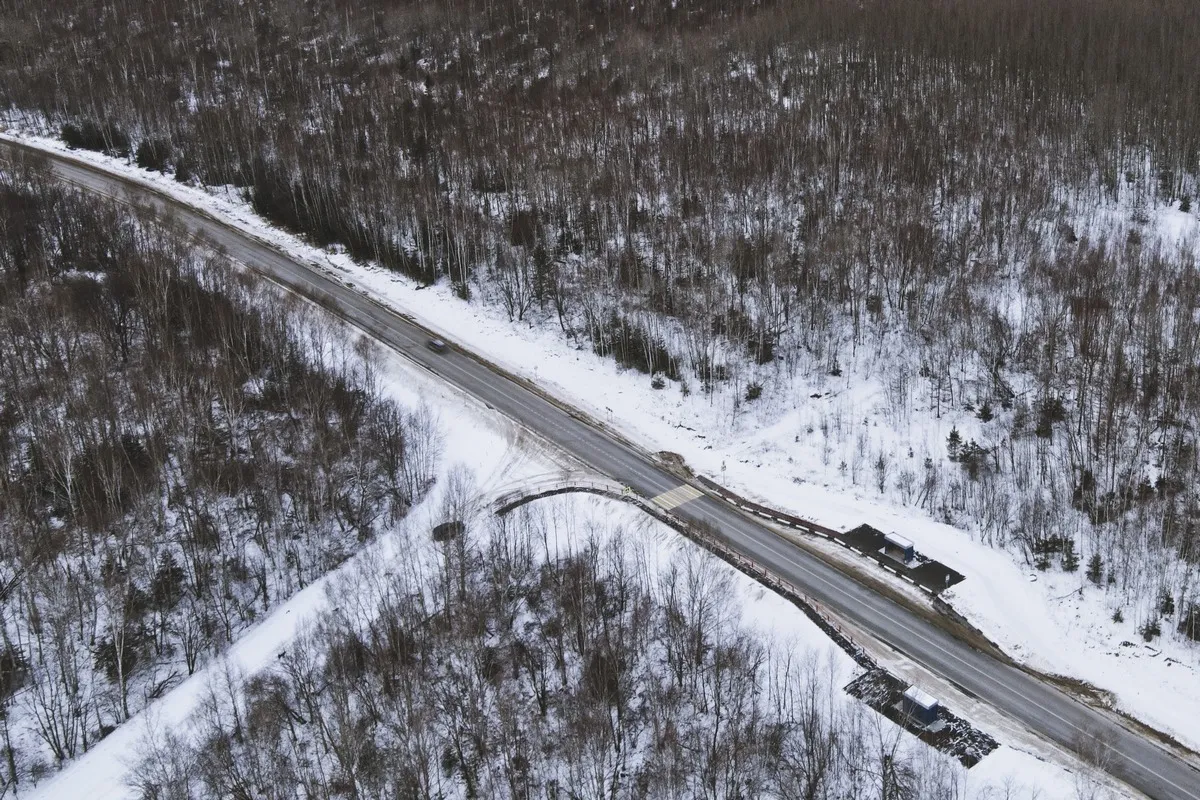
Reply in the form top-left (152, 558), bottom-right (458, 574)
top-left (4, 139), bottom-right (1200, 800)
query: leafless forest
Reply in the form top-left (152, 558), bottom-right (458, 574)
top-left (0, 0), bottom-right (1195, 792)
top-left (3, 0), bottom-right (1197, 598)
top-left (131, 503), bottom-right (976, 800)
top-left (0, 159), bottom-right (440, 788)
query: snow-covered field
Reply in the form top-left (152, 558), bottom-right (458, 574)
top-left (0, 126), bottom-right (1175, 796)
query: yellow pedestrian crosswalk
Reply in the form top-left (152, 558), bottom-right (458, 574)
top-left (650, 484), bottom-right (703, 510)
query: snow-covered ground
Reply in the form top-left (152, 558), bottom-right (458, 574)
top-left (0, 126), bottom-right (1177, 795)
top-left (26, 483), bottom-right (1113, 799)
top-left (12, 310), bottom-right (1100, 798)
top-left (533, 494), bottom-right (1108, 800)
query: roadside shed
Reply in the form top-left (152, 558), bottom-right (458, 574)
top-left (883, 532), bottom-right (915, 563)
top-left (900, 685), bottom-right (940, 727)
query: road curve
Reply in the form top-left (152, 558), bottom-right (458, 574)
top-left (4, 140), bottom-right (1199, 800)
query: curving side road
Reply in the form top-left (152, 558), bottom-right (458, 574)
top-left (4, 140), bottom-right (1199, 800)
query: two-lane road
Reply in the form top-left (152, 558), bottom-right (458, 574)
top-left (5, 139), bottom-right (1199, 800)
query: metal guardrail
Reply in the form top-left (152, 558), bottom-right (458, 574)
top-left (694, 476), bottom-right (940, 595)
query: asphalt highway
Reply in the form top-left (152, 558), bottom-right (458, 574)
top-left (5, 140), bottom-right (1200, 800)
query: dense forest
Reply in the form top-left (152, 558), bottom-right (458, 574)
top-left (129, 500), bottom-right (992, 800)
top-left (0, 159), bottom-right (440, 789)
top-left (0, 0), bottom-right (1196, 793)
top-left (3, 0), bottom-right (1198, 610)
